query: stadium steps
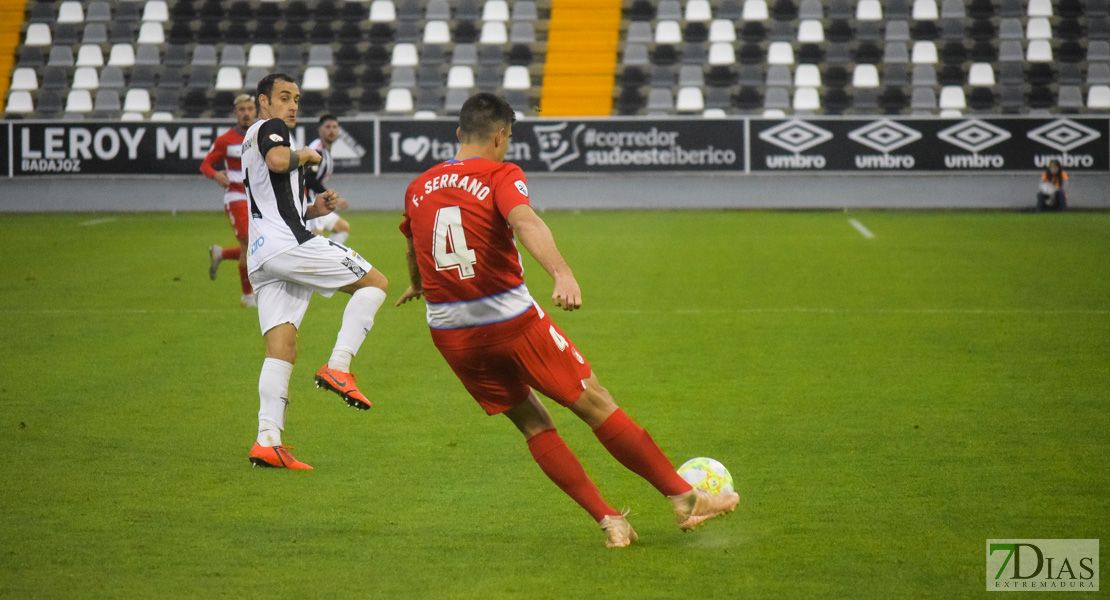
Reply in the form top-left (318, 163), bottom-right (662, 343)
top-left (0, 0), bottom-right (24, 111)
top-left (539, 0), bottom-right (621, 116)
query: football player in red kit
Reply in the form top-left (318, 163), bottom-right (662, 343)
top-left (202, 93), bottom-right (257, 307)
top-left (395, 93), bottom-right (738, 547)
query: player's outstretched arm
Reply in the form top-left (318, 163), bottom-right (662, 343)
top-left (506, 205), bottom-right (582, 311)
top-left (395, 236), bottom-right (425, 306)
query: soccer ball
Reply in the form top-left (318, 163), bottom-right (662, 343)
top-left (677, 457), bottom-right (735, 496)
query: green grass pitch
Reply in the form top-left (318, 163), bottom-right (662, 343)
top-left (1, 210), bottom-right (1107, 598)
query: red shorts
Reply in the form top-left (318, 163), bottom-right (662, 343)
top-left (225, 200), bottom-right (249, 242)
top-left (435, 313), bottom-right (593, 415)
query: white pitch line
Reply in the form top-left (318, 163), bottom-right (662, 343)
top-left (848, 218), bottom-right (875, 239)
top-left (80, 217), bottom-right (118, 226)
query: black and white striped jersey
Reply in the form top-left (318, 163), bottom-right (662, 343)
top-left (243, 117), bottom-right (314, 273)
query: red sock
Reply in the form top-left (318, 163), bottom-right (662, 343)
top-left (527, 429), bottom-right (619, 521)
top-left (594, 409), bottom-right (692, 497)
top-left (238, 262), bottom-right (253, 295)
top-left (222, 247), bottom-right (240, 260)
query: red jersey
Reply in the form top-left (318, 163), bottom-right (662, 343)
top-left (401, 158), bottom-right (537, 349)
top-left (200, 126), bottom-right (247, 204)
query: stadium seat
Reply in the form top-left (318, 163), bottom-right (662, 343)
top-left (244, 46), bottom-right (274, 69)
top-left (1027, 0), bottom-right (1053, 17)
top-left (767, 42), bottom-right (794, 65)
top-left (57, 1), bottom-right (85, 24)
top-left (1088, 86), bottom-right (1110, 109)
top-left (25, 23), bottom-right (52, 46)
top-left (1090, 42), bottom-right (1110, 62)
top-left (302, 66), bottom-right (330, 91)
top-left (743, 0), bottom-right (769, 21)
top-left (512, 1), bottom-right (537, 21)
top-left (93, 89), bottom-right (121, 114)
top-left (912, 0), bottom-right (939, 20)
top-left (685, 0), bottom-right (712, 21)
top-left (392, 43), bottom-right (419, 66)
top-left (108, 44), bottom-right (136, 67)
top-left (72, 67), bottom-right (99, 90)
top-left (35, 91), bottom-right (63, 117)
top-left (384, 88), bottom-right (414, 112)
top-left (911, 87), bottom-right (937, 112)
top-left (308, 45), bottom-right (334, 67)
top-left (502, 66), bottom-right (530, 90)
top-left (390, 66), bottom-right (417, 88)
top-left (886, 21), bottom-right (910, 42)
top-left (884, 43), bottom-right (910, 64)
top-left (823, 88), bottom-right (851, 113)
top-left (939, 0), bottom-right (965, 19)
top-left (1026, 18), bottom-right (1052, 40)
top-left (1026, 40), bottom-right (1053, 62)
top-left (797, 20), bottom-right (824, 43)
top-left (968, 0), bottom-right (995, 19)
top-left (480, 21), bottom-right (508, 44)
top-left (76, 45), bottom-right (105, 67)
top-left (1057, 86), bottom-right (1083, 111)
top-left (708, 43), bottom-right (737, 65)
top-left (425, 20), bottom-right (451, 43)
top-left (40, 67), bottom-right (68, 90)
top-left (642, 88), bottom-right (671, 113)
top-left (6, 91), bottom-right (35, 114)
top-left (766, 65), bottom-right (791, 86)
top-left (143, 1), bottom-right (169, 22)
top-left (968, 62), bottom-right (995, 86)
top-left (912, 41), bottom-right (938, 64)
top-left (941, 19), bottom-right (965, 42)
top-left (192, 45), bottom-right (218, 67)
top-left (793, 87), bottom-right (820, 111)
top-left (709, 19), bottom-right (737, 42)
top-left (483, 0), bottom-right (509, 21)
top-left (763, 86), bottom-right (790, 111)
top-left (100, 66), bottom-right (125, 89)
top-left (1089, 64), bottom-right (1110, 85)
top-left (856, 0), bottom-right (883, 20)
top-left (793, 63), bottom-right (821, 87)
top-left (47, 46), bottom-right (75, 68)
top-left (967, 87), bottom-right (994, 111)
top-left (446, 65), bottom-right (475, 89)
top-left (10, 68), bottom-right (38, 91)
top-left (939, 85), bottom-right (966, 110)
top-left (215, 66), bottom-right (243, 90)
top-left (137, 22), bottom-right (165, 44)
top-left (83, 23), bottom-right (108, 44)
top-left (65, 90), bottom-right (94, 114)
top-left (853, 64), bottom-right (880, 87)
top-left (656, 21), bottom-right (682, 44)
top-left (675, 87), bottom-right (705, 112)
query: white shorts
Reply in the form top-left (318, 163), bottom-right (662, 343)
top-left (249, 235), bottom-right (372, 334)
top-left (306, 211), bottom-right (340, 232)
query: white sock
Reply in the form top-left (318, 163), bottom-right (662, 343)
top-left (257, 357), bottom-right (293, 446)
top-left (328, 286), bottom-right (386, 372)
top-left (330, 230), bottom-right (349, 245)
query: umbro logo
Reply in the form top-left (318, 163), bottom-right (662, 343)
top-left (848, 119), bottom-right (922, 154)
top-left (759, 120), bottom-right (834, 154)
top-left (1027, 119), bottom-right (1101, 154)
top-left (937, 120), bottom-right (1012, 154)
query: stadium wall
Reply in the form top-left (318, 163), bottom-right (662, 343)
top-left (2, 116), bottom-right (1108, 211)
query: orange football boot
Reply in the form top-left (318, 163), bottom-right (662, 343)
top-left (314, 364), bottom-right (371, 410)
top-left (248, 443), bottom-right (313, 469)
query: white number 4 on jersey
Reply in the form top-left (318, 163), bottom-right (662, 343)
top-left (433, 206), bottom-right (477, 279)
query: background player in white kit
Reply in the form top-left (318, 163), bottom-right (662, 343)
top-left (303, 113), bottom-right (353, 245)
top-left (241, 73), bottom-right (389, 469)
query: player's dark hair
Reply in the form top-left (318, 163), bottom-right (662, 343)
top-left (257, 72), bottom-right (296, 102)
top-left (458, 93), bottom-right (516, 143)
top-left (318, 113), bottom-right (338, 126)
top-left (1044, 158), bottom-right (1064, 186)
